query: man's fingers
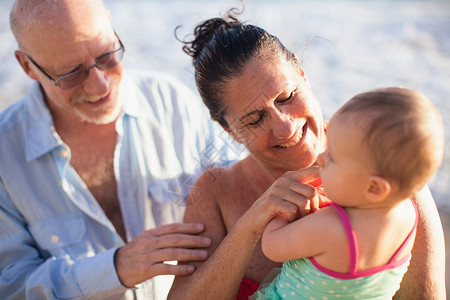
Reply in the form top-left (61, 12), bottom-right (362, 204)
top-left (114, 238), bottom-right (209, 287)
top-left (150, 248), bottom-right (208, 263)
top-left (147, 233), bottom-right (211, 249)
top-left (151, 263), bottom-right (196, 277)
top-left (150, 223), bottom-right (205, 236)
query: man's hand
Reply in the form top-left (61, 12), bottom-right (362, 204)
top-left (114, 223), bottom-right (211, 287)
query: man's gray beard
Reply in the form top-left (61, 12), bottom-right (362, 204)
top-left (73, 100), bottom-right (122, 125)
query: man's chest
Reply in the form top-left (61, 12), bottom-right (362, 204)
top-left (70, 147), bottom-right (127, 239)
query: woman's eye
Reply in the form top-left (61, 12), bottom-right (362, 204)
top-left (248, 113), bottom-right (264, 126)
top-left (278, 91), bottom-right (295, 104)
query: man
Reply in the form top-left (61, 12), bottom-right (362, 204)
top-left (0, 0), bottom-right (242, 299)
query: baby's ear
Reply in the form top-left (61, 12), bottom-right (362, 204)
top-left (365, 176), bottom-right (391, 203)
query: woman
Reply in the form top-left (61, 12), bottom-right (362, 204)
top-left (168, 11), bottom-right (445, 300)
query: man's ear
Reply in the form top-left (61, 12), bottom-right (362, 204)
top-left (365, 175), bottom-right (391, 203)
top-left (15, 50), bottom-right (39, 81)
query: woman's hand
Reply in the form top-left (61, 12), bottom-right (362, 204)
top-left (241, 166), bottom-right (321, 236)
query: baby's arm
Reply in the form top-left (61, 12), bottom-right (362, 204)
top-left (261, 207), bottom-right (339, 263)
top-left (265, 214), bottom-right (290, 234)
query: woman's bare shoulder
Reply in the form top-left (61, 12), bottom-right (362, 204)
top-left (194, 158), bottom-right (250, 195)
top-left (183, 166), bottom-right (232, 225)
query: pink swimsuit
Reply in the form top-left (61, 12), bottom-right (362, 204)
top-left (310, 201), bottom-right (418, 279)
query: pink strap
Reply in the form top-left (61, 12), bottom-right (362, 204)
top-left (388, 199), bottom-right (418, 263)
top-left (329, 200), bottom-right (418, 274)
top-left (329, 203), bottom-right (359, 274)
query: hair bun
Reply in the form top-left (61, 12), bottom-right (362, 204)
top-left (180, 8), bottom-right (242, 61)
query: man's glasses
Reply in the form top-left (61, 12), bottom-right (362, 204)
top-left (25, 33), bottom-right (125, 90)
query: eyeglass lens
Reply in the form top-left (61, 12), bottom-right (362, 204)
top-left (59, 47), bottom-right (124, 89)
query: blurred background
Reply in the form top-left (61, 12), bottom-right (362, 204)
top-left (0, 0), bottom-right (449, 296)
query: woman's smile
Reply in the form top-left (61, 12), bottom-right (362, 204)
top-left (276, 122), bottom-right (307, 148)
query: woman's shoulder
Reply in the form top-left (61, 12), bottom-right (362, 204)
top-left (184, 160), bottom-right (248, 216)
top-left (193, 156), bottom-right (259, 199)
top-left (195, 160), bottom-right (246, 192)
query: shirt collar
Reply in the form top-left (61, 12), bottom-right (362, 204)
top-left (119, 73), bottom-right (153, 119)
top-left (25, 73), bottom-right (153, 161)
top-left (25, 82), bottom-right (62, 162)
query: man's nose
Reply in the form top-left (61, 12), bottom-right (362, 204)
top-left (82, 67), bottom-right (109, 95)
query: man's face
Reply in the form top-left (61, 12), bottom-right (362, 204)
top-left (19, 1), bottom-right (123, 125)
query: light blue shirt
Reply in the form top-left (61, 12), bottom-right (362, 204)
top-left (0, 70), bottom-right (245, 299)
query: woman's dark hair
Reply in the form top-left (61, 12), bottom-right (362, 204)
top-left (180, 8), bottom-right (295, 128)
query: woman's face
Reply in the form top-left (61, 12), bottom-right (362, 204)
top-left (222, 55), bottom-right (325, 177)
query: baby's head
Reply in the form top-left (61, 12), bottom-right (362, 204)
top-left (330, 87), bottom-right (444, 200)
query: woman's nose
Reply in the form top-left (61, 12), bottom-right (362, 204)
top-left (271, 111), bottom-right (296, 139)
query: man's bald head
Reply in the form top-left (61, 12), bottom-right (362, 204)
top-left (10, 0), bottom-right (109, 52)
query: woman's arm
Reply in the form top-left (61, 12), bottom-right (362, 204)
top-left (393, 185), bottom-right (446, 299)
top-left (169, 167), bottom-right (321, 300)
top-left (169, 209), bottom-right (262, 299)
top-left (169, 168), bottom-right (257, 300)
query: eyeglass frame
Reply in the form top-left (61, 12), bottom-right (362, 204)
top-left (24, 31), bottom-right (125, 90)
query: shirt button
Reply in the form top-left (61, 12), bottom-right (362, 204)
top-left (51, 234), bottom-right (59, 243)
top-left (60, 150), bottom-right (69, 158)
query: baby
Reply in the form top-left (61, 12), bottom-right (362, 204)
top-left (253, 87), bottom-right (444, 299)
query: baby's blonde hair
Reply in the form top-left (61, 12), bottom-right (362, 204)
top-left (338, 87), bottom-right (444, 197)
